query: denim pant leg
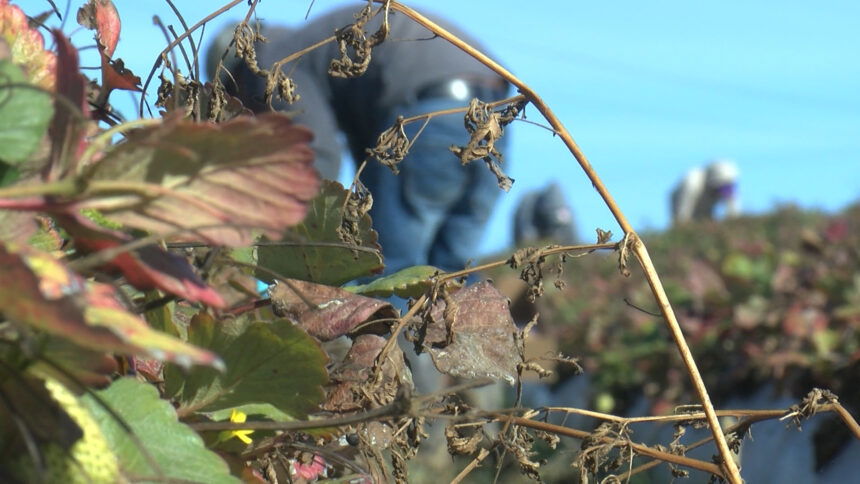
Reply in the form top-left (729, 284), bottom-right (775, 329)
top-left (427, 136), bottom-right (506, 274)
top-left (362, 97), bottom-right (506, 276)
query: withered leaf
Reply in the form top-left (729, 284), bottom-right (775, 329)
top-left (324, 334), bottom-right (409, 413)
top-left (0, 210), bottom-right (38, 244)
top-left (445, 424), bottom-right (483, 455)
top-left (424, 282), bottom-right (522, 385)
top-left (449, 98), bottom-right (520, 192)
top-left (269, 279), bottom-right (397, 341)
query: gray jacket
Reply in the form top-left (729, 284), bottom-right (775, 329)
top-left (218, 5), bottom-right (506, 178)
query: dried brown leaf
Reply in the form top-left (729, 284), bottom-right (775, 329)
top-left (423, 282), bottom-right (522, 385)
top-left (445, 424), bottom-right (483, 455)
top-left (328, 3), bottom-right (389, 78)
top-left (323, 334), bottom-right (409, 413)
top-left (269, 279), bottom-right (397, 341)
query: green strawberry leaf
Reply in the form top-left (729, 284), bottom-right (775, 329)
top-left (163, 312), bottom-right (327, 418)
top-left (82, 377), bottom-right (239, 484)
top-left (256, 180), bottom-right (383, 285)
top-left (346, 265), bottom-right (442, 299)
top-left (0, 60), bottom-right (54, 164)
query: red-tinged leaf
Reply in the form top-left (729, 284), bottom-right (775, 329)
top-left (85, 282), bottom-right (224, 370)
top-left (49, 30), bottom-right (89, 178)
top-left (77, 0), bottom-right (120, 58)
top-left (423, 282), bottom-right (522, 385)
top-left (56, 213), bottom-right (226, 308)
top-left (100, 54), bottom-right (141, 93)
top-left (268, 279), bottom-right (397, 341)
top-left (78, 113), bottom-right (319, 246)
top-left (0, 0), bottom-right (56, 90)
top-left (0, 242), bottom-right (221, 369)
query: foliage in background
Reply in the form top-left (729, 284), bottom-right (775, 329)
top-left (514, 206), bottom-right (859, 412)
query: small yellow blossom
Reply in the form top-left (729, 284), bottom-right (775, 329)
top-left (228, 409), bottom-right (254, 444)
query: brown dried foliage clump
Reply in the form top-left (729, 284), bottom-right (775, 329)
top-left (450, 98), bottom-right (525, 191)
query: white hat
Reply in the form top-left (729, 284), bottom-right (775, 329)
top-left (705, 159), bottom-right (739, 187)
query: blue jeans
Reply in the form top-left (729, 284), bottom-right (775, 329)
top-left (361, 97), bottom-right (507, 277)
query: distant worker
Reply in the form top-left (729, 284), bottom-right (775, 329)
top-left (670, 159), bottom-right (740, 224)
top-left (513, 182), bottom-right (578, 245)
top-left (209, 4), bottom-right (510, 278)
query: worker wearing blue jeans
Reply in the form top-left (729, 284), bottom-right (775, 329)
top-left (212, 4), bottom-right (510, 280)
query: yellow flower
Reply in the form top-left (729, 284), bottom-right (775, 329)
top-left (228, 409), bottom-right (254, 444)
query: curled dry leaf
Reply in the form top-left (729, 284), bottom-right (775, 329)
top-left (323, 334), bottom-right (410, 413)
top-left (449, 99), bottom-right (523, 192)
top-left (423, 281), bottom-right (522, 385)
top-left (158, 76), bottom-right (251, 122)
top-left (445, 424), bottom-right (483, 456)
top-left (269, 279), bottom-right (397, 341)
top-left (328, 3), bottom-right (388, 78)
top-left (79, 113), bottom-right (319, 247)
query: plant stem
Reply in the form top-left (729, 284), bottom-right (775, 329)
top-left (450, 447), bottom-right (491, 484)
top-left (77, 118), bottom-right (163, 169)
top-left (489, 413), bottom-right (725, 478)
top-left (381, 2), bottom-right (742, 481)
top-left (0, 179), bottom-right (79, 199)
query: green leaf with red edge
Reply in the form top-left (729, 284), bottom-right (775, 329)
top-left (56, 213), bottom-right (226, 307)
top-left (163, 312), bottom-right (327, 417)
top-left (77, 113), bottom-right (319, 247)
top-left (0, 241), bottom-right (223, 370)
top-left (0, 0), bottom-right (57, 90)
top-left (256, 180), bottom-right (383, 285)
top-left (0, 59), bottom-right (54, 164)
top-left (84, 282), bottom-right (224, 370)
top-left (76, 0), bottom-right (120, 57)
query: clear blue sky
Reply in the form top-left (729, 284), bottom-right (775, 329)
top-left (22, 0), bottom-right (860, 255)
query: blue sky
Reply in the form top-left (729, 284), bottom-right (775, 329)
top-left (21, 0), bottom-right (860, 255)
